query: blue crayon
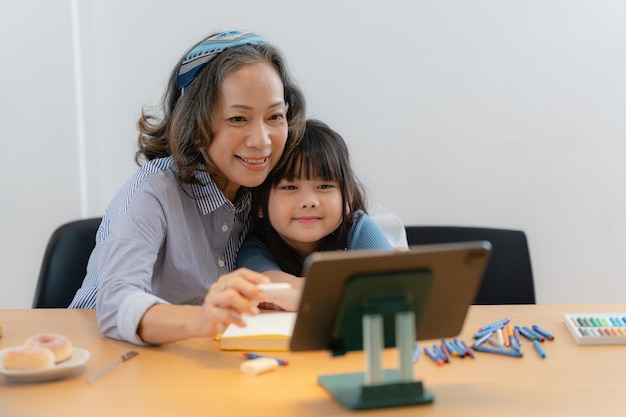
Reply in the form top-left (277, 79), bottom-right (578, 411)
top-left (433, 344), bottom-right (449, 363)
top-left (517, 326), bottom-right (538, 341)
top-left (532, 339), bottom-right (546, 358)
top-left (477, 317), bottom-right (510, 331)
top-left (473, 331), bottom-right (493, 347)
top-left (532, 324), bottom-right (555, 341)
top-left (509, 335), bottom-right (520, 351)
top-left (472, 344), bottom-right (523, 358)
top-left (452, 339), bottom-right (467, 358)
top-left (522, 326), bottom-right (545, 342)
top-left (424, 347), bottom-right (444, 365)
top-left (412, 344), bottom-right (421, 362)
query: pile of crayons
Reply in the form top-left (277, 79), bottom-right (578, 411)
top-left (417, 318), bottom-right (555, 365)
top-left (415, 338), bottom-right (475, 365)
top-left (471, 317), bottom-right (554, 359)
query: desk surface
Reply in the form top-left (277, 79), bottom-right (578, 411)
top-left (1, 305), bottom-right (625, 417)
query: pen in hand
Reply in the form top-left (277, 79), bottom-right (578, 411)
top-left (86, 351), bottom-right (139, 384)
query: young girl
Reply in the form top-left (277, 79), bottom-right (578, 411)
top-left (236, 119), bottom-right (394, 310)
top-left (69, 30), bottom-right (306, 346)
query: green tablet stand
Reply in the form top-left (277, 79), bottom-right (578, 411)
top-left (318, 271), bottom-right (435, 410)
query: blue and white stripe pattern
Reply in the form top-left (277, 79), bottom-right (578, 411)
top-left (177, 30), bottom-right (268, 94)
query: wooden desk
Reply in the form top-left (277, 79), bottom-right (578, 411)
top-left (1, 305), bottom-right (625, 416)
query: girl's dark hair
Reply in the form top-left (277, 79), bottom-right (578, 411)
top-left (135, 39), bottom-right (306, 189)
top-left (251, 119), bottom-right (367, 275)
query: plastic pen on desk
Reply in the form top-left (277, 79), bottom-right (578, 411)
top-left (243, 353), bottom-right (289, 366)
top-left (532, 324), bottom-right (555, 341)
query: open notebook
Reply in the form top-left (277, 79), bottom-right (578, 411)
top-left (219, 311), bottom-right (296, 351)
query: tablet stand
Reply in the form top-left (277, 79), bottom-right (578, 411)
top-left (317, 271), bottom-right (435, 410)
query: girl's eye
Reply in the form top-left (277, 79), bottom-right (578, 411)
top-left (277, 181), bottom-right (297, 190)
top-left (318, 183), bottom-right (336, 190)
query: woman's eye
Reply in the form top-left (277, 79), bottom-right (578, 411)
top-left (228, 116), bottom-right (247, 124)
top-left (269, 113), bottom-right (286, 122)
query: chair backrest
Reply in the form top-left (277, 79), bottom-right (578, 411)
top-left (33, 218), bottom-right (102, 308)
top-left (404, 226), bottom-right (535, 305)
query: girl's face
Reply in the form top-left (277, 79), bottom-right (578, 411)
top-left (206, 62), bottom-right (288, 201)
top-left (267, 176), bottom-right (343, 257)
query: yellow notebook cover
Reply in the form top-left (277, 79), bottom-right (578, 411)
top-left (219, 311), bottom-right (296, 351)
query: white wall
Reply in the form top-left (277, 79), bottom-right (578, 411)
top-left (2, 0), bottom-right (626, 308)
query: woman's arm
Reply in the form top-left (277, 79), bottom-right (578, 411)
top-left (138, 268), bottom-right (270, 344)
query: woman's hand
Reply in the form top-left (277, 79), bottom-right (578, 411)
top-left (137, 268), bottom-right (270, 345)
top-left (197, 268), bottom-right (271, 337)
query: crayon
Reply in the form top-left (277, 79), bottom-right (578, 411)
top-left (413, 344), bottom-right (421, 362)
top-left (424, 347), bottom-right (444, 366)
top-left (522, 326), bottom-right (545, 342)
top-left (532, 339), bottom-right (546, 358)
top-left (472, 344), bottom-right (523, 358)
top-left (532, 324), bottom-right (555, 341)
top-left (477, 318), bottom-right (510, 332)
top-left (460, 340), bottom-right (476, 358)
top-left (243, 353), bottom-right (288, 366)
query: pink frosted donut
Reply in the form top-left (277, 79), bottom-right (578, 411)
top-left (3, 346), bottom-right (55, 370)
top-left (24, 333), bottom-right (72, 363)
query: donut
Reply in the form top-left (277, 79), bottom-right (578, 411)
top-left (2, 346), bottom-right (55, 370)
top-left (24, 333), bottom-right (72, 363)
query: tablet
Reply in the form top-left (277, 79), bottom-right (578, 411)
top-left (289, 241), bottom-right (491, 353)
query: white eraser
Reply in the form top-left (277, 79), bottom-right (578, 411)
top-left (258, 283), bottom-right (292, 291)
top-left (240, 358), bottom-right (279, 376)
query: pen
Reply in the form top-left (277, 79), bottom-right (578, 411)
top-left (86, 351), bottom-right (138, 384)
top-left (243, 352), bottom-right (289, 366)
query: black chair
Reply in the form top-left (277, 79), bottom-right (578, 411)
top-left (405, 226), bottom-right (535, 305)
top-left (33, 218), bottom-right (102, 308)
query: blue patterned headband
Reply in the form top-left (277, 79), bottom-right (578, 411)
top-left (177, 30), bottom-right (269, 95)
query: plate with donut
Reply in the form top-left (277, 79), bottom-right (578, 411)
top-left (0, 333), bottom-right (90, 383)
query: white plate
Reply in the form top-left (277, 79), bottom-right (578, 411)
top-left (0, 347), bottom-right (90, 383)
